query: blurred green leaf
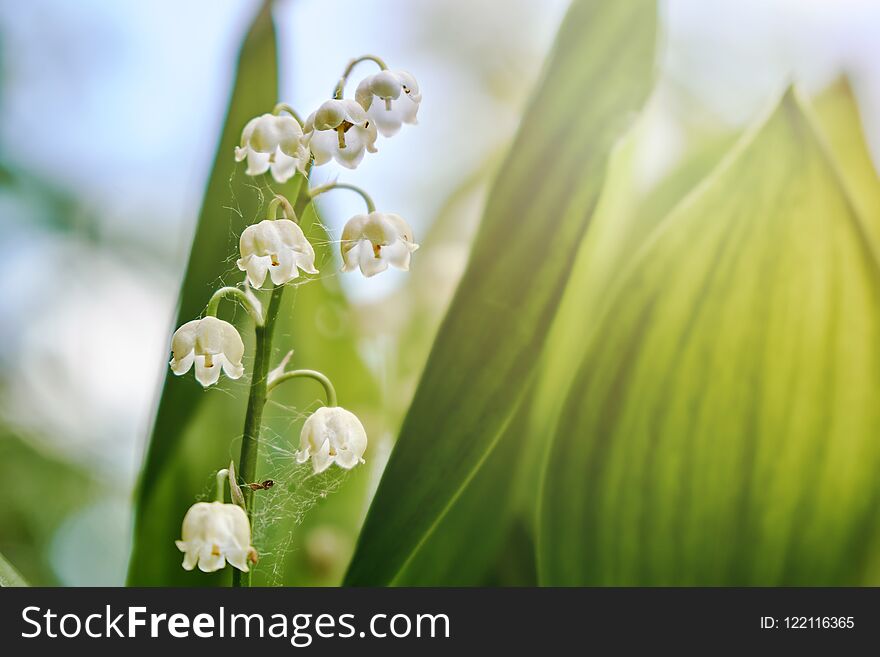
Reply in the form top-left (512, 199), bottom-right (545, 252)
top-left (540, 89), bottom-right (880, 585)
top-left (529, 94), bottom-right (737, 489)
top-left (345, 0), bottom-right (658, 585)
top-left (128, 2), bottom-right (279, 587)
top-left (398, 87), bottom-right (738, 586)
top-left (0, 551), bottom-right (27, 587)
top-left (393, 393), bottom-right (536, 585)
top-left (128, 4), bottom-right (377, 586)
top-left (0, 431), bottom-right (97, 586)
top-left (812, 76), bottom-right (880, 247)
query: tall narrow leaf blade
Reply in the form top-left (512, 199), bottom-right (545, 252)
top-left (345, 0), bottom-right (658, 585)
top-left (128, 3), bottom-right (279, 585)
top-left (812, 76), bottom-right (880, 247)
top-left (531, 110), bottom-right (737, 444)
top-left (394, 394), bottom-right (535, 585)
top-left (541, 90), bottom-right (880, 585)
top-left (400, 100), bottom-right (738, 585)
top-left (516, 101), bottom-right (741, 556)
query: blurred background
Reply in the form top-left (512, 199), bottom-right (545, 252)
top-left (0, 0), bottom-right (878, 585)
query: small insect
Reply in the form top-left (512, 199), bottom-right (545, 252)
top-left (246, 479), bottom-right (275, 491)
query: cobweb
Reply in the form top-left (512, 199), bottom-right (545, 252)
top-left (212, 169), bottom-right (346, 292)
top-left (248, 422), bottom-right (351, 586)
top-left (203, 168), bottom-right (353, 585)
top-left (192, 407), bottom-right (350, 586)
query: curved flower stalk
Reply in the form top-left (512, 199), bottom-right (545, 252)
top-left (237, 219), bottom-right (318, 288)
top-left (303, 99), bottom-right (377, 169)
top-left (355, 70), bottom-right (421, 137)
top-left (170, 316), bottom-right (245, 387)
top-left (176, 469), bottom-right (257, 572)
top-left (266, 363), bottom-right (367, 475)
top-left (168, 283), bottom-right (262, 388)
top-left (235, 110), bottom-right (309, 182)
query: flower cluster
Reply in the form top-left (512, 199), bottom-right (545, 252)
top-left (169, 54), bottom-right (422, 390)
top-left (238, 67), bottom-right (420, 178)
top-left (170, 55), bottom-right (419, 579)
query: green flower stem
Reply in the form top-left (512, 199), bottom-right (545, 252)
top-left (232, 163), bottom-right (313, 588)
top-left (266, 193), bottom-right (297, 222)
top-left (271, 102), bottom-right (303, 126)
top-left (266, 369), bottom-right (338, 407)
top-left (333, 54), bottom-right (388, 99)
top-left (308, 182), bottom-right (376, 213)
top-left (206, 286), bottom-right (264, 327)
top-left (214, 469), bottom-right (230, 503)
top-left (232, 283), bottom-right (284, 588)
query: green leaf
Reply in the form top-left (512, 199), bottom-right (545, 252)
top-left (0, 551), bottom-right (28, 587)
top-left (397, 92), bottom-right (738, 586)
top-left (127, 3), bottom-right (279, 586)
top-left (393, 393), bottom-right (537, 585)
top-left (0, 430), bottom-right (97, 585)
top-left (531, 98), bottom-right (737, 469)
top-left (540, 89), bottom-right (880, 585)
top-left (345, 0), bottom-right (658, 585)
top-left (812, 76), bottom-right (880, 249)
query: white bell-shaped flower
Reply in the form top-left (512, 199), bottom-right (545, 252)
top-left (169, 316), bottom-right (245, 387)
top-left (355, 70), bottom-right (420, 137)
top-left (341, 211), bottom-right (419, 277)
top-left (237, 219), bottom-right (318, 288)
top-left (295, 406), bottom-right (367, 474)
top-left (303, 99), bottom-right (377, 169)
top-left (175, 501), bottom-right (257, 573)
top-left (235, 113), bottom-right (309, 183)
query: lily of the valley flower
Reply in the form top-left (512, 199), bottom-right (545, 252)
top-left (237, 219), bottom-right (318, 288)
top-left (295, 406), bottom-right (367, 474)
top-left (304, 99), bottom-right (377, 169)
top-left (355, 70), bottom-right (420, 137)
top-left (170, 316), bottom-right (245, 387)
top-left (235, 113), bottom-right (309, 183)
top-left (341, 212), bottom-right (418, 277)
top-left (176, 502), bottom-right (257, 573)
